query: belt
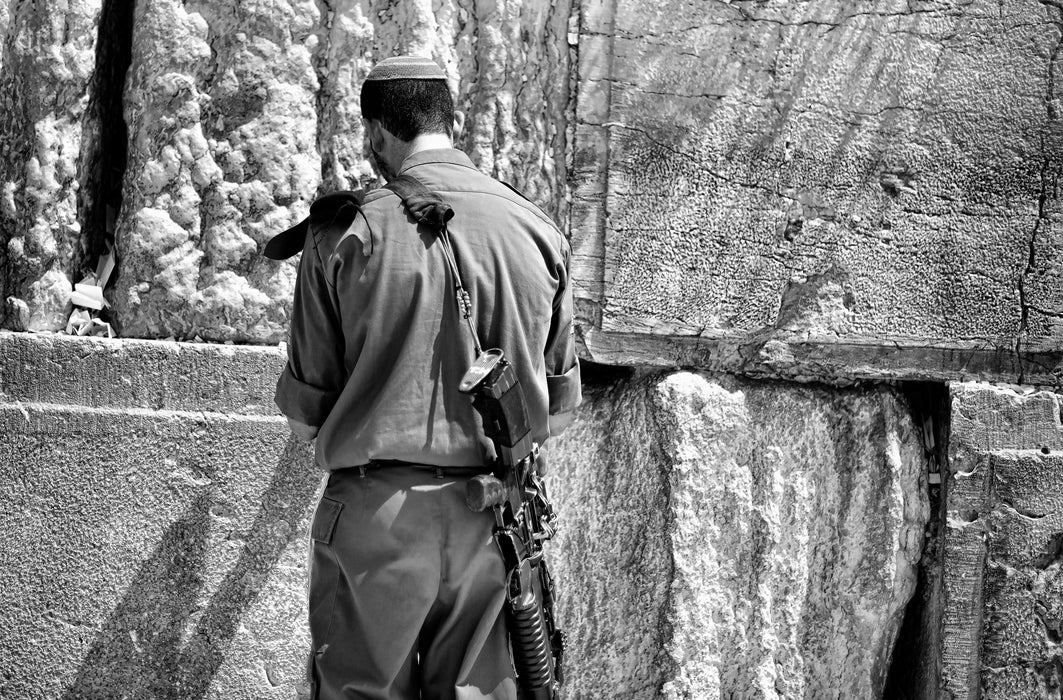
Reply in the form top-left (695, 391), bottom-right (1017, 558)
top-left (353, 460), bottom-right (493, 478)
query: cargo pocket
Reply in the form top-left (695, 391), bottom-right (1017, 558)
top-left (308, 497), bottom-right (343, 667)
top-left (311, 497), bottom-right (343, 545)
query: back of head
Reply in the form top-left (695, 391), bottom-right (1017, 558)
top-left (360, 56), bottom-right (454, 142)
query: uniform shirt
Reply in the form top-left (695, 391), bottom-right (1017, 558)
top-left (275, 148), bottom-right (581, 469)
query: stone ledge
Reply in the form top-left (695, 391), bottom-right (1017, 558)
top-left (581, 328), bottom-right (1063, 386)
top-left (0, 330), bottom-right (286, 414)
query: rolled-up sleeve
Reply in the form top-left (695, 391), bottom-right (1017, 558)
top-left (275, 226), bottom-right (346, 427)
top-left (544, 239), bottom-right (582, 416)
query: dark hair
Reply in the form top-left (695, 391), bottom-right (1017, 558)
top-left (359, 79), bottom-right (454, 142)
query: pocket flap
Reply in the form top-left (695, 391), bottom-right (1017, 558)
top-left (311, 497), bottom-right (343, 544)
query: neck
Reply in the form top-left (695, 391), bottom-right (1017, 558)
top-left (391, 132), bottom-right (453, 171)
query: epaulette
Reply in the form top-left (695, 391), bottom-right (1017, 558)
top-left (500, 181), bottom-right (555, 226)
top-left (501, 181), bottom-right (531, 202)
top-left (262, 190), bottom-right (365, 260)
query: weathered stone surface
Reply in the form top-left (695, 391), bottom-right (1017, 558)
top-left (548, 371), bottom-right (929, 698)
top-left (0, 331), bottom-right (319, 699)
top-left (1, 332), bottom-right (933, 697)
top-left (0, 330), bottom-right (284, 414)
top-left (943, 383), bottom-right (1063, 699)
top-left (110, 0), bottom-right (573, 342)
top-left (4, 0), bottom-right (1056, 389)
top-left (0, 406), bottom-right (320, 700)
top-left (572, 0), bottom-right (1063, 384)
top-left (0, 0), bottom-right (103, 331)
top-left (111, 0), bottom-right (324, 342)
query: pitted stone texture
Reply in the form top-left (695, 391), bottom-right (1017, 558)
top-left (111, 0), bottom-right (573, 343)
top-left (944, 383), bottom-right (1063, 699)
top-left (313, 0), bottom-right (374, 194)
top-left (0, 330), bottom-right (285, 414)
top-left (111, 0), bottom-right (324, 343)
top-left (448, 0), bottom-right (572, 214)
top-left (573, 0), bottom-right (1063, 382)
top-left (0, 0), bottom-right (103, 331)
top-left (0, 332), bottom-right (320, 699)
top-left (0, 405), bottom-right (320, 700)
top-left (548, 371), bottom-right (929, 699)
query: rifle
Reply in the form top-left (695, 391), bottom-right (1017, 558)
top-left (461, 350), bottom-right (564, 700)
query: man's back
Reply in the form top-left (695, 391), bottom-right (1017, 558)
top-left (280, 147), bottom-right (580, 469)
top-left (274, 55), bottom-right (579, 700)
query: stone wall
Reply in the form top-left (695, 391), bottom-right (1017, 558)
top-left (572, 0), bottom-right (1063, 384)
top-left (943, 383), bottom-right (1063, 697)
top-left (549, 371), bottom-right (929, 698)
top-left (0, 331), bottom-right (930, 699)
top-left (0, 0), bottom-right (1059, 698)
top-left (0, 331), bottom-right (317, 699)
top-left (0, 0), bottom-right (103, 331)
top-left (6, 0), bottom-right (1059, 377)
top-left (0, 0), bottom-right (574, 342)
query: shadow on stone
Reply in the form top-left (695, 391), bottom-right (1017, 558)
top-left (61, 436), bottom-right (319, 699)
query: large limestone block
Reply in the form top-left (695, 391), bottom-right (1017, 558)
top-left (112, 0), bottom-right (325, 342)
top-left (112, 0), bottom-right (573, 342)
top-left (0, 0), bottom-right (103, 331)
top-left (548, 371), bottom-right (929, 698)
top-left (0, 330), bottom-right (320, 699)
top-left (943, 383), bottom-right (1063, 699)
top-left (573, 0), bottom-right (1063, 384)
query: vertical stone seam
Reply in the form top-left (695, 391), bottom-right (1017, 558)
top-left (452, 0), bottom-right (479, 158)
top-left (644, 375), bottom-right (682, 696)
top-left (0, 18), bottom-right (30, 326)
top-left (194, 13), bottom-right (222, 280)
top-left (77, 0), bottom-right (135, 285)
top-left (574, 0), bottom-right (620, 350)
top-left (944, 397), bottom-right (992, 700)
top-left (931, 386), bottom-right (952, 700)
top-left (1015, 4), bottom-right (1061, 386)
top-left (313, 0), bottom-right (336, 197)
top-left (563, 0), bottom-right (579, 237)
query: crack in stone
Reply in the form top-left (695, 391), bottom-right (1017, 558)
top-left (77, 0), bottom-right (134, 282)
top-left (1017, 7), bottom-right (1062, 385)
top-left (1033, 531), bottom-right (1063, 569)
top-left (1000, 500), bottom-right (1048, 521)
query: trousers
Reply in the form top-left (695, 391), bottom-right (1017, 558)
top-left (308, 466), bottom-right (518, 700)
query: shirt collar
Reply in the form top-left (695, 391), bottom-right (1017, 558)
top-left (397, 148), bottom-right (477, 174)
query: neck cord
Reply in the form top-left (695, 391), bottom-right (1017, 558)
top-left (436, 223), bottom-right (484, 357)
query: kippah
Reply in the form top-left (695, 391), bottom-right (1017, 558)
top-left (365, 55), bottom-right (446, 82)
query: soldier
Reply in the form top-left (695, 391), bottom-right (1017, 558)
top-left (268, 55), bottom-right (581, 699)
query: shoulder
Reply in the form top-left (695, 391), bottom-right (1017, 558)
top-left (306, 190), bottom-right (365, 257)
top-left (448, 174), bottom-right (566, 249)
top-left (496, 181), bottom-right (555, 225)
top-left (466, 175), bottom-right (561, 232)
top-left (486, 180), bottom-right (569, 259)
top-left (358, 186), bottom-right (405, 221)
top-left (263, 189), bottom-right (364, 261)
